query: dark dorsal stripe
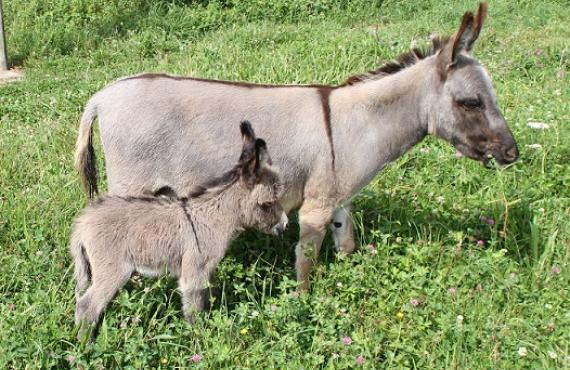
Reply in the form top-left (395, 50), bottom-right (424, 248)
top-left (180, 200), bottom-right (202, 254)
top-left (120, 73), bottom-right (331, 89)
top-left (317, 87), bottom-right (335, 171)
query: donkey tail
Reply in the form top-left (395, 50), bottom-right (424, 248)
top-left (70, 230), bottom-right (91, 299)
top-left (74, 99), bottom-right (99, 199)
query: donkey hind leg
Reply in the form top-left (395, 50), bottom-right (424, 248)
top-left (295, 201), bottom-right (334, 292)
top-left (331, 204), bottom-right (356, 254)
top-left (70, 240), bottom-right (91, 299)
top-left (75, 266), bottom-right (131, 341)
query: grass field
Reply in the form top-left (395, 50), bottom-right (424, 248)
top-left (0, 0), bottom-right (568, 368)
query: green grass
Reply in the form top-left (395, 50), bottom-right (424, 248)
top-left (1, 0), bottom-right (569, 368)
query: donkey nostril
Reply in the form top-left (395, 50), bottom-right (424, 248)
top-left (504, 146), bottom-right (518, 161)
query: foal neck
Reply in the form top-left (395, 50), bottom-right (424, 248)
top-left (187, 182), bottom-right (244, 233)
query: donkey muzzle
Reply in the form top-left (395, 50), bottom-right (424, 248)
top-left (490, 142), bottom-right (519, 166)
top-left (501, 145), bottom-right (519, 164)
top-left (272, 212), bottom-right (289, 236)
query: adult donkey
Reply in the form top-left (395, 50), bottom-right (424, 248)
top-left (75, 3), bottom-right (517, 291)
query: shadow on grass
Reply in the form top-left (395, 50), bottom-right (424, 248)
top-left (215, 191), bottom-right (541, 311)
top-left (354, 189), bottom-right (542, 263)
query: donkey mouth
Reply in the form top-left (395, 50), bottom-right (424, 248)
top-left (453, 144), bottom-right (488, 165)
top-left (454, 143), bottom-right (516, 168)
top-left (479, 152), bottom-right (518, 168)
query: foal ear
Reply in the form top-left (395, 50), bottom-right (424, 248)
top-left (240, 139), bottom-right (272, 188)
top-left (254, 138), bottom-right (272, 169)
top-left (238, 120), bottom-right (260, 188)
top-left (240, 120), bottom-right (256, 148)
top-left (238, 120), bottom-right (257, 165)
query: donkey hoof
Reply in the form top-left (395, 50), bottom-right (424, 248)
top-left (184, 311), bottom-right (197, 324)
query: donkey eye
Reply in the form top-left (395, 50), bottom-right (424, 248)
top-left (260, 202), bottom-right (273, 211)
top-left (457, 98), bottom-right (483, 110)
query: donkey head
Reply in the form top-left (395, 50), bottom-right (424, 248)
top-left (236, 121), bottom-right (288, 235)
top-left (428, 3), bottom-right (518, 166)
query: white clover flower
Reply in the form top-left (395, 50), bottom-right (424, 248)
top-left (527, 121), bottom-right (550, 129)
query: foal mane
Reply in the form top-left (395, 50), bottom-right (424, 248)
top-left (342, 36), bottom-right (449, 86)
top-left (187, 167), bottom-right (240, 200)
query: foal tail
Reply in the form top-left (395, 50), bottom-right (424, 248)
top-left (70, 231), bottom-right (91, 299)
top-left (74, 99), bottom-right (99, 199)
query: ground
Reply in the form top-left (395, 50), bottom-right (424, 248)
top-left (0, 68), bottom-right (23, 84)
top-left (0, 0), bottom-right (568, 368)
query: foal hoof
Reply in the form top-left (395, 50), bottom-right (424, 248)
top-left (76, 323), bottom-right (96, 344)
top-left (184, 310), bottom-right (198, 324)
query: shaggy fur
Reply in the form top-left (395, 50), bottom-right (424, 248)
top-left (70, 122), bottom-right (287, 341)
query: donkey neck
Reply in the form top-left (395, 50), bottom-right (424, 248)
top-left (330, 57), bottom-right (435, 199)
top-left (185, 184), bottom-right (244, 246)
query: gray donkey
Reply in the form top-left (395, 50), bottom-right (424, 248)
top-left (75, 3), bottom-right (518, 291)
top-left (70, 121), bottom-right (288, 339)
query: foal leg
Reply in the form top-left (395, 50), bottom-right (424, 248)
top-left (296, 200), bottom-right (334, 292)
top-left (75, 264), bottom-right (131, 341)
top-left (331, 204), bottom-right (356, 254)
top-left (178, 252), bottom-right (218, 323)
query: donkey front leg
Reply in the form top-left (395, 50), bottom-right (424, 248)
top-left (331, 204), bottom-right (356, 254)
top-left (296, 200), bottom-right (334, 291)
top-left (178, 251), bottom-right (221, 323)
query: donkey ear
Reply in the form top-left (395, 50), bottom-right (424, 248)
top-left (466, 2), bottom-right (487, 52)
top-left (254, 138), bottom-right (272, 169)
top-left (238, 120), bottom-right (257, 165)
top-left (437, 7), bottom-right (479, 76)
top-left (240, 139), bottom-right (272, 188)
top-left (451, 11), bottom-right (475, 63)
top-left (240, 120), bottom-right (256, 147)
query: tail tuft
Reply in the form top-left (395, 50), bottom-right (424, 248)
top-left (74, 101), bottom-right (99, 199)
top-left (84, 133), bottom-right (98, 199)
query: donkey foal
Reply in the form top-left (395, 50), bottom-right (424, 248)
top-left (70, 121), bottom-right (287, 340)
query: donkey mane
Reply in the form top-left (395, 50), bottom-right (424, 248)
top-left (187, 167), bottom-right (240, 199)
top-left (342, 36), bottom-right (450, 86)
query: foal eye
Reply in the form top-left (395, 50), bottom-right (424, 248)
top-left (457, 98), bottom-right (483, 110)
